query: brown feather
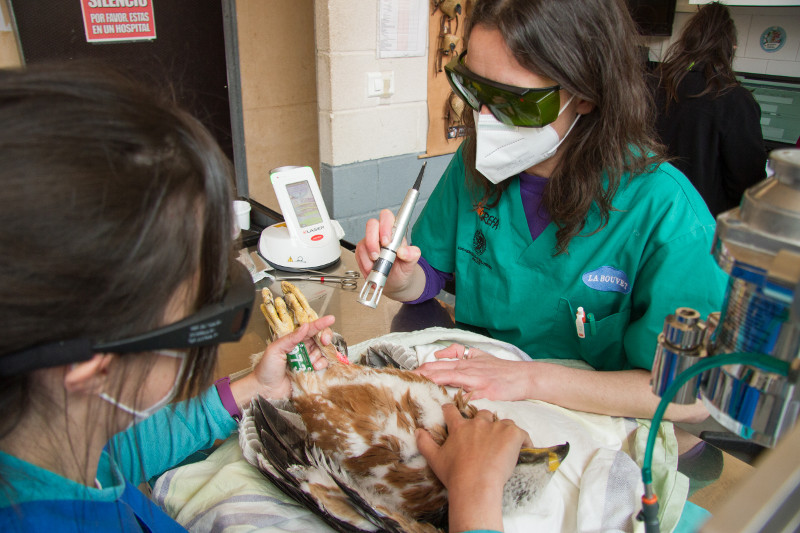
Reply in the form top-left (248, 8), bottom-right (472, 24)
top-left (256, 282), bottom-right (568, 531)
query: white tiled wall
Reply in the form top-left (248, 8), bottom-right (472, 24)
top-left (647, 5), bottom-right (800, 77)
top-left (315, 0), bottom-right (429, 167)
top-left (314, 0), bottom-right (444, 244)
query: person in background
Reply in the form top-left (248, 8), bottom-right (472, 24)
top-left (356, 0), bottom-right (728, 423)
top-left (0, 63), bottom-right (524, 533)
top-left (652, 1), bottom-right (767, 217)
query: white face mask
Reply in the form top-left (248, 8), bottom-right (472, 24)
top-left (474, 96), bottom-right (580, 184)
top-left (99, 350), bottom-right (186, 427)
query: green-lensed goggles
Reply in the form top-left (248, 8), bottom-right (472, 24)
top-left (444, 50), bottom-right (561, 128)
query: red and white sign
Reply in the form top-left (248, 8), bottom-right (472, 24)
top-left (79, 0), bottom-right (156, 43)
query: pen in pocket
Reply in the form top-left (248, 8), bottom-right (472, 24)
top-left (576, 307), bottom-right (586, 338)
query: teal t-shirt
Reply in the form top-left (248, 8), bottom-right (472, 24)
top-left (0, 387), bottom-right (237, 531)
top-left (412, 145), bottom-right (728, 370)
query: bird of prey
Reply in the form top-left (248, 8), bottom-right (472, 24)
top-left (239, 281), bottom-right (569, 532)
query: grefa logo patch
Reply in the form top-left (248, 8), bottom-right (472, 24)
top-left (582, 266), bottom-right (631, 294)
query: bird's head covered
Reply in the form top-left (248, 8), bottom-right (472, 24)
top-left (242, 281), bottom-right (569, 532)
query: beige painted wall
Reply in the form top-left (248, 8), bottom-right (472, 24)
top-left (236, 0), bottom-right (319, 212)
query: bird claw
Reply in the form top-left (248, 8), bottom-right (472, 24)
top-left (262, 282), bottom-right (349, 365)
top-left (281, 281), bottom-right (318, 322)
top-left (260, 288), bottom-right (294, 339)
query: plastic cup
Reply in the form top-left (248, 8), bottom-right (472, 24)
top-left (234, 200), bottom-right (251, 231)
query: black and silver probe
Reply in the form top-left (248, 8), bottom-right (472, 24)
top-left (357, 162), bottom-right (426, 309)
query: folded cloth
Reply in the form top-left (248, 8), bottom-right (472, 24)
top-left (153, 326), bottom-right (688, 533)
top-left (153, 438), bottom-right (334, 532)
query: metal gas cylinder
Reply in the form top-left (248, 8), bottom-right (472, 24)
top-left (651, 308), bottom-right (708, 403)
top-left (702, 148), bottom-right (800, 447)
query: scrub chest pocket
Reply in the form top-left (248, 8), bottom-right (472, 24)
top-left (557, 297), bottom-right (630, 370)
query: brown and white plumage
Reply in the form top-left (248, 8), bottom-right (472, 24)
top-left (240, 281), bottom-right (569, 532)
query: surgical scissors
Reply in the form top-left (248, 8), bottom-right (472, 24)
top-left (274, 269), bottom-right (360, 290)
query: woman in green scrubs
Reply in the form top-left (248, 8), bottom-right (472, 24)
top-left (355, 0), bottom-right (728, 423)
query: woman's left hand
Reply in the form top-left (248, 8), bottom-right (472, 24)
top-left (235, 315), bottom-right (336, 403)
top-left (415, 343), bottom-right (532, 401)
top-left (418, 344), bottom-right (713, 422)
top-left (416, 403), bottom-right (532, 532)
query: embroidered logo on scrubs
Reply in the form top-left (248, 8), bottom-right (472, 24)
top-left (582, 266), bottom-right (631, 294)
top-left (473, 201), bottom-right (499, 230)
top-left (457, 202), bottom-right (495, 269)
top-left (472, 229), bottom-right (486, 255)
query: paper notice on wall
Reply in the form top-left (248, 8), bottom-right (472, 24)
top-left (378, 0), bottom-right (428, 58)
top-left (79, 0), bottom-right (156, 43)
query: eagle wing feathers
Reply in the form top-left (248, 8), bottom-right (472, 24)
top-left (239, 282), bottom-right (568, 531)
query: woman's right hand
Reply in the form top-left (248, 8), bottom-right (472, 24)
top-left (416, 404), bottom-right (532, 532)
top-left (229, 315), bottom-right (336, 407)
top-left (354, 208), bottom-right (424, 301)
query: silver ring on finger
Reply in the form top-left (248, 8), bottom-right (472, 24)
top-left (463, 347), bottom-right (470, 359)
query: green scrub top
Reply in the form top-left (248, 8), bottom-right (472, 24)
top-left (411, 146), bottom-right (728, 371)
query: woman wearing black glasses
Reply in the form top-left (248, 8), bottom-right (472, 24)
top-left (0, 63), bottom-right (529, 533)
top-left (356, 0), bottom-right (727, 423)
top-left (0, 62), bottom-right (335, 531)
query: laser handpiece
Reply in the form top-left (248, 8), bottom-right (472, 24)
top-left (358, 162), bottom-right (426, 309)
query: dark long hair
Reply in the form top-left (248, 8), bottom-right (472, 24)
top-left (657, 2), bottom-right (739, 106)
top-left (0, 63), bottom-right (235, 443)
top-left (462, 0), bottom-right (663, 254)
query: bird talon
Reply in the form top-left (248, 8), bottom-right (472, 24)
top-left (261, 282), bottom-right (345, 366)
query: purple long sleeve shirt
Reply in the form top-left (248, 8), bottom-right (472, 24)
top-left (408, 172), bottom-right (550, 303)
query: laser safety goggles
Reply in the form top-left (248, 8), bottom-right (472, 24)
top-left (444, 50), bottom-right (562, 128)
top-left (0, 260), bottom-right (255, 376)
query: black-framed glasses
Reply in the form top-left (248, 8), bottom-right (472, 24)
top-left (444, 50), bottom-right (562, 128)
top-left (0, 260), bottom-right (255, 376)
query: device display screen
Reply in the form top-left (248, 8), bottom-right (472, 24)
top-left (287, 181), bottom-right (323, 228)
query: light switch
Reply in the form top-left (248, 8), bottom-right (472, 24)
top-left (367, 72), bottom-right (382, 97)
top-left (367, 71), bottom-right (394, 98)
